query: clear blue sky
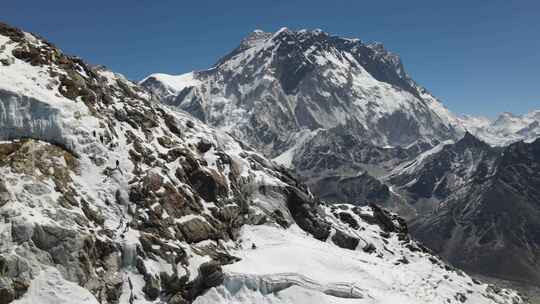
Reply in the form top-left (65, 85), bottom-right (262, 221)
top-left (3, 0), bottom-right (539, 117)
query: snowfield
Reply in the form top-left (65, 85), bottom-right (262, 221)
top-left (196, 220), bottom-right (522, 304)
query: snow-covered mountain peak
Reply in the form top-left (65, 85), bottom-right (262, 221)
top-left (529, 109), bottom-right (540, 120)
top-left (143, 27), bottom-right (462, 149)
top-left (239, 29), bottom-right (273, 49)
top-left (140, 27), bottom-right (467, 218)
top-left (274, 26), bottom-right (291, 35)
top-left (459, 114), bottom-right (492, 128)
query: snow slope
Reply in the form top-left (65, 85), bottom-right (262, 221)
top-left (196, 205), bottom-right (523, 304)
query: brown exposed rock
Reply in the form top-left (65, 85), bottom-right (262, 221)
top-left (0, 22), bottom-right (25, 42)
top-left (168, 293), bottom-right (188, 304)
top-left (188, 168), bottom-right (227, 203)
top-left (196, 140), bottom-right (212, 154)
top-left (0, 277), bottom-right (15, 304)
top-left (286, 187), bottom-right (330, 241)
top-left (11, 278), bottom-right (29, 300)
top-left (143, 172), bottom-right (164, 193)
top-left (157, 136), bottom-right (175, 149)
top-left (184, 261), bottom-right (224, 301)
top-left (179, 218), bottom-right (216, 243)
top-left (12, 45), bottom-right (50, 66)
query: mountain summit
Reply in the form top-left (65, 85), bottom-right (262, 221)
top-left (141, 28), bottom-right (468, 221)
top-left (142, 28), bottom-right (463, 154)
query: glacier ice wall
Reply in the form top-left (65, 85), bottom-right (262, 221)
top-left (0, 89), bottom-right (65, 146)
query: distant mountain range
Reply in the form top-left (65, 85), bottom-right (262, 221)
top-left (459, 111), bottom-right (540, 146)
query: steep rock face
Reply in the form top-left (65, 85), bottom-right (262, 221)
top-left (387, 133), bottom-right (499, 209)
top-left (388, 132), bottom-right (540, 288)
top-left (0, 22), bottom-right (526, 304)
top-left (143, 28), bottom-right (462, 151)
top-left (141, 28), bottom-right (463, 206)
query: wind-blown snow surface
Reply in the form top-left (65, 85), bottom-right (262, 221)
top-left (458, 111), bottom-right (540, 146)
top-left (0, 23), bottom-right (525, 304)
top-left (196, 206), bottom-right (521, 304)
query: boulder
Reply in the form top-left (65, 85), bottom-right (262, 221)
top-left (0, 180), bottom-right (10, 207)
top-left (166, 148), bottom-right (184, 162)
top-left (11, 221), bottom-right (34, 243)
top-left (168, 293), bottom-right (188, 304)
top-left (362, 243), bottom-right (376, 253)
top-left (196, 140), bottom-right (212, 154)
top-left (336, 212), bottom-right (359, 229)
top-left (0, 277), bottom-right (14, 304)
top-left (157, 136), bottom-right (175, 148)
top-left (185, 261), bottom-right (224, 300)
top-left (331, 230), bottom-right (359, 250)
top-left (143, 274), bottom-right (160, 300)
top-left (179, 218), bottom-right (216, 243)
top-left (163, 114), bottom-right (183, 138)
top-left (143, 172), bottom-right (164, 193)
top-left (286, 187), bottom-right (330, 241)
top-left (12, 278), bottom-right (29, 300)
top-left (23, 182), bottom-right (51, 196)
top-left (197, 262), bottom-right (224, 288)
top-left (188, 168), bottom-right (227, 202)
